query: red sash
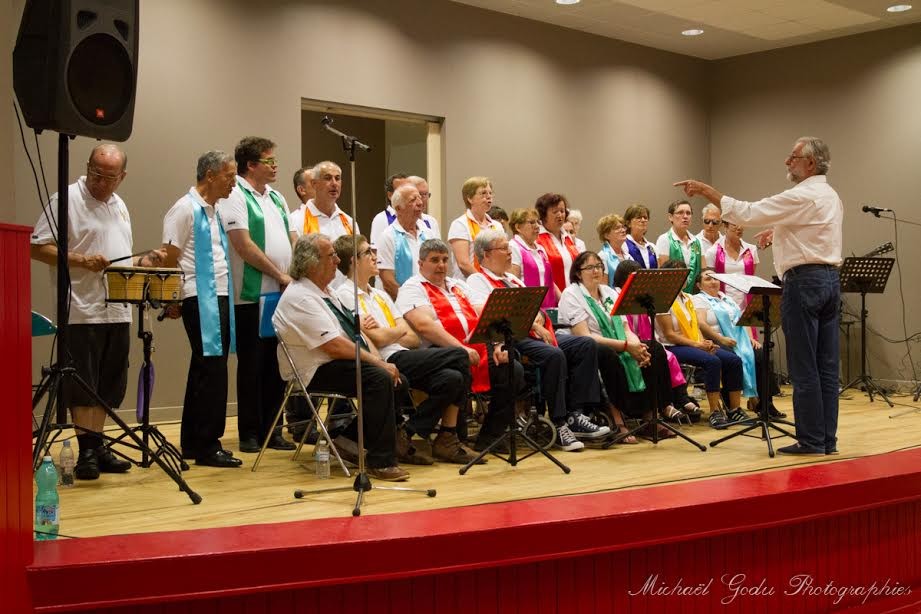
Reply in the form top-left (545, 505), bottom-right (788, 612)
top-left (484, 273), bottom-right (558, 347)
top-left (537, 231), bottom-right (580, 294)
top-left (422, 281), bottom-right (490, 392)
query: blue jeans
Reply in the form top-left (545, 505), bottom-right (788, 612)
top-left (781, 264), bottom-right (840, 452)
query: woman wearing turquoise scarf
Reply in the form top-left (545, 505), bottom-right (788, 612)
top-left (654, 199), bottom-right (702, 294)
top-left (596, 213), bottom-right (629, 287)
top-left (692, 268), bottom-right (785, 419)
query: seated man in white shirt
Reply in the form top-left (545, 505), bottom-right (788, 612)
top-left (333, 235), bottom-right (479, 465)
top-left (466, 230), bottom-right (610, 452)
top-left (397, 238), bottom-right (525, 452)
top-left (273, 233), bottom-right (408, 482)
top-left (377, 183), bottom-right (435, 299)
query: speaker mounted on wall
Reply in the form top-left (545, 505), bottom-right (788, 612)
top-left (13, 0), bottom-right (139, 142)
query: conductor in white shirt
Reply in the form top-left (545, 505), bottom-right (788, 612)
top-left (676, 136), bottom-right (843, 457)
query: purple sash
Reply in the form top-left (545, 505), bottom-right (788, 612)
top-left (515, 237), bottom-right (556, 308)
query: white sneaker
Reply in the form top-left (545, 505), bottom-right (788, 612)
top-left (567, 413), bottom-right (611, 440)
top-left (555, 424), bottom-right (585, 451)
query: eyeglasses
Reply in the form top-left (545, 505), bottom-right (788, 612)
top-left (486, 246), bottom-right (509, 252)
top-left (418, 192), bottom-right (432, 198)
top-left (702, 219), bottom-right (721, 225)
top-left (580, 264), bottom-right (605, 272)
top-left (87, 167), bottom-right (123, 183)
top-left (786, 154), bottom-right (809, 162)
top-left (358, 248), bottom-right (373, 259)
top-left (258, 157), bottom-right (278, 166)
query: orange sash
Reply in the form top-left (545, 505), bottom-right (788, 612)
top-left (537, 231), bottom-right (580, 293)
top-left (303, 207), bottom-right (352, 236)
top-left (422, 281), bottom-right (490, 392)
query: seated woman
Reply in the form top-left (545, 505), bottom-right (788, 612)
top-left (692, 268), bottom-right (785, 419)
top-left (558, 251), bottom-right (676, 441)
top-left (612, 259), bottom-right (701, 422)
top-left (655, 260), bottom-right (750, 430)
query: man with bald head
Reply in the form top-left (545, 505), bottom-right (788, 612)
top-left (31, 143), bottom-right (164, 481)
top-left (376, 183), bottom-right (435, 299)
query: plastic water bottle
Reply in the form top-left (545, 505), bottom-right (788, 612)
top-left (59, 441), bottom-right (75, 488)
top-left (315, 439), bottom-right (330, 479)
top-left (34, 456), bottom-right (60, 540)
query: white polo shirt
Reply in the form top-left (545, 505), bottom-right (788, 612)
top-left (161, 188), bottom-right (229, 299)
top-left (370, 205), bottom-right (440, 247)
top-left (397, 275), bottom-right (474, 347)
top-left (447, 210), bottom-right (504, 278)
top-left (289, 199), bottom-right (358, 240)
top-left (376, 218), bottom-right (432, 278)
top-left (466, 268), bottom-right (524, 306)
top-left (220, 176), bottom-right (292, 304)
top-left (273, 277), bottom-right (346, 385)
top-left (336, 280), bottom-right (407, 360)
top-left (31, 177), bottom-right (132, 325)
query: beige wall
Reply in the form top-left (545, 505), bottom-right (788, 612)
top-left (9, 0), bottom-right (713, 416)
top-left (711, 23), bottom-right (921, 383)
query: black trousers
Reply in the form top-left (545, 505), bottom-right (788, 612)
top-left (515, 335), bottom-right (600, 423)
top-left (180, 296), bottom-right (230, 458)
top-left (234, 303), bottom-right (285, 442)
top-left (388, 347), bottom-right (469, 437)
top-left (597, 341), bottom-right (671, 419)
top-left (308, 359), bottom-right (397, 468)
top-left (481, 348), bottom-right (527, 440)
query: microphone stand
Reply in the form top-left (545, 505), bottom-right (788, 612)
top-left (294, 117), bottom-right (435, 516)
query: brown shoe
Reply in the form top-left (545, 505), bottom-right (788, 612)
top-left (368, 465), bottom-right (410, 482)
top-left (396, 428), bottom-right (434, 465)
top-left (432, 431), bottom-right (485, 464)
top-left (332, 435), bottom-right (362, 465)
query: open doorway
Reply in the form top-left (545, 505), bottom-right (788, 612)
top-left (300, 100), bottom-right (443, 237)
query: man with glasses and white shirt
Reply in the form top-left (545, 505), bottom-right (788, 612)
top-left (676, 136), bottom-right (843, 457)
top-left (222, 136), bottom-right (296, 454)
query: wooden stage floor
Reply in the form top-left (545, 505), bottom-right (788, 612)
top-left (48, 389), bottom-right (921, 539)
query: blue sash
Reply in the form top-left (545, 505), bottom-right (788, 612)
top-left (385, 208), bottom-right (396, 225)
top-left (625, 237), bottom-right (657, 269)
top-left (705, 294), bottom-right (756, 397)
top-left (600, 242), bottom-right (622, 286)
top-left (191, 191), bottom-right (236, 356)
top-left (394, 225), bottom-right (426, 285)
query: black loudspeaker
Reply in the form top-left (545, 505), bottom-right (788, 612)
top-left (13, 0), bottom-right (139, 141)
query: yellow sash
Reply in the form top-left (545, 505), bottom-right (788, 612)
top-left (358, 293), bottom-right (397, 328)
top-left (671, 293), bottom-right (702, 343)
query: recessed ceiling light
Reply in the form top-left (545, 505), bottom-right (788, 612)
top-left (887, 4), bottom-right (913, 12)
top-left (682, 28), bottom-right (705, 36)
top-left (556, 0), bottom-right (581, 5)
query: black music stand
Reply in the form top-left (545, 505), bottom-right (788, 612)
top-left (602, 268), bottom-right (706, 452)
top-left (709, 279), bottom-right (796, 457)
top-left (838, 256), bottom-right (895, 406)
top-left (459, 286), bottom-right (571, 475)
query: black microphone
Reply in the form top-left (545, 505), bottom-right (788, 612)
top-left (862, 205), bottom-right (893, 216)
top-left (321, 115), bottom-right (332, 126)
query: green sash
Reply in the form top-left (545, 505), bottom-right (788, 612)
top-left (667, 229), bottom-right (701, 294)
top-left (239, 180), bottom-right (290, 302)
top-left (583, 290), bottom-right (646, 393)
top-left (323, 298), bottom-right (369, 350)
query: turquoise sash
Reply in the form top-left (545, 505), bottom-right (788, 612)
top-left (191, 191), bottom-right (236, 356)
top-left (600, 242), bottom-right (622, 286)
top-left (705, 293), bottom-right (756, 397)
top-left (394, 224), bottom-right (426, 285)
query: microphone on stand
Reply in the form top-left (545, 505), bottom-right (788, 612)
top-left (862, 205), bottom-right (893, 217)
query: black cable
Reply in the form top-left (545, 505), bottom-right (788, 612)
top-left (33, 129), bottom-right (50, 204)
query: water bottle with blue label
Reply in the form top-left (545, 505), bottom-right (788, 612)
top-left (35, 456), bottom-right (60, 540)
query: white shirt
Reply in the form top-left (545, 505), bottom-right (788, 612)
top-left (161, 188), bottom-right (229, 299)
top-left (655, 229), bottom-right (699, 265)
top-left (573, 237), bottom-right (587, 253)
top-left (704, 236), bottom-right (760, 308)
top-left (220, 176), bottom-right (292, 304)
top-left (720, 174), bottom-right (843, 278)
top-left (397, 275), bottom-right (474, 347)
top-left (624, 235), bottom-right (657, 268)
top-left (538, 227), bottom-right (581, 285)
top-left (31, 177), bottom-right (132, 325)
top-left (691, 292), bottom-right (720, 328)
top-left (509, 236), bottom-right (550, 282)
top-left (369, 206), bottom-right (439, 246)
top-left (376, 218), bottom-right (433, 278)
top-left (696, 231), bottom-right (723, 263)
top-left (447, 210), bottom-right (504, 278)
top-left (290, 199), bottom-right (358, 240)
top-left (558, 283), bottom-right (628, 336)
top-left (466, 268), bottom-right (524, 306)
top-left (273, 278), bottom-right (346, 385)
top-left (336, 280), bottom-right (407, 361)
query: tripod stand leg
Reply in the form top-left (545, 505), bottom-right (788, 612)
top-left (659, 422), bottom-right (707, 451)
top-left (517, 430), bottom-right (571, 473)
top-left (32, 370), bottom-right (63, 470)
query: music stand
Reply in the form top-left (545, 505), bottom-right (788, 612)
top-left (838, 256), bottom-right (895, 406)
top-left (459, 286), bottom-right (571, 475)
top-left (602, 268), bottom-right (706, 452)
top-left (709, 279), bottom-right (797, 457)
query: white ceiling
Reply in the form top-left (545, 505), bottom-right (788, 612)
top-left (449, 0), bottom-right (921, 60)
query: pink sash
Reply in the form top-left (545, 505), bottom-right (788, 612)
top-left (515, 237), bottom-right (556, 309)
top-left (625, 314), bottom-right (686, 387)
